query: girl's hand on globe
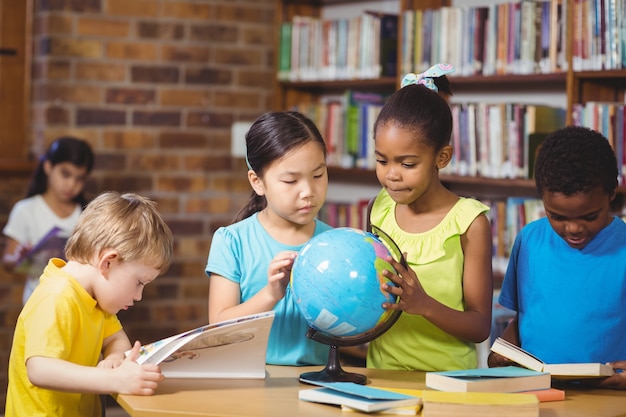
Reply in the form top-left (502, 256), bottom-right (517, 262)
top-left (380, 254), bottom-right (434, 316)
top-left (267, 251), bottom-right (297, 301)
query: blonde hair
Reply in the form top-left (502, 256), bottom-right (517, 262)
top-left (65, 191), bottom-right (173, 273)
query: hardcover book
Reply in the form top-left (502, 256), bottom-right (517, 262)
top-left (129, 311), bottom-right (275, 378)
top-left (299, 380), bottom-right (421, 413)
top-left (425, 366), bottom-right (551, 393)
top-left (490, 337), bottom-right (615, 378)
top-left (421, 390), bottom-right (539, 417)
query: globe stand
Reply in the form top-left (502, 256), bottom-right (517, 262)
top-left (299, 337), bottom-right (367, 385)
top-left (299, 307), bottom-right (401, 386)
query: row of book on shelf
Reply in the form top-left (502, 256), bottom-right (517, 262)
top-left (319, 196), bottom-right (544, 274)
top-left (277, 11), bottom-right (399, 82)
top-left (402, 0), bottom-right (567, 78)
top-left (278, 0), bottom-right (590, 83)
top-left (294, 91), bottom-right (569, 178)
top-left (295, 90), bottom-right (626, 185)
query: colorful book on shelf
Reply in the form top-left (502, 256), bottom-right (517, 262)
top-left (299, 380), bottom-right (421, 413)
top-left (425, 366), bottom-right (551, 393)
top-left (421, 390), bottom-right (539, 417)
top-left (490, 337), bottom-right (615, 379)
top-left (128, 311), bottom-right (274, 378)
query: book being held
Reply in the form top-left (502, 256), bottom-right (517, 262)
top-left (490, 337), bottom-right (615, 378)
top-left (127, 311), bottom-right (275, 378)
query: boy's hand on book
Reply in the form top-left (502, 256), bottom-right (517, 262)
top-left (595, 361), bottom-right (626, 390)
top-left (114, 341), bottom-right (164, 395)
top-left (487, 351), bottom-right (518, 368)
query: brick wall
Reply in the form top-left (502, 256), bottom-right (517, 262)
top-left (1, 0), bottom-right (276, 409)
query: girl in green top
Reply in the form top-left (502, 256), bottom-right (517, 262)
top-left (367, 64), bottom-right (493, 371)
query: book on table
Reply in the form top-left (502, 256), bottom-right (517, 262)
top-left (128, 311), bottom-right (275, 378)
top-left (425, 366), bottom-right (551, 393)
top-left (298, 380), bottom-right (421, 413)
top-left (490, 337), bottom-right (615, 378)
top-left (421, 390), bottom-right (539, 417)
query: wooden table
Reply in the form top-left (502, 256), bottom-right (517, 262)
top-left (116, 365), bottom-right (626, 417)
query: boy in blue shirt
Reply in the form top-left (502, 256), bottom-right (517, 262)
top-left (488, 126), bottom-right (626, 389)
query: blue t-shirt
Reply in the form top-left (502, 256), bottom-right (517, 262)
top-left (205, 213), bottom-right (331, 365)
top-left (499, 216), bottom-right (626, 364)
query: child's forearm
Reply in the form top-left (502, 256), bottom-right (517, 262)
top-left (27, 356), bottom-right (120, 394)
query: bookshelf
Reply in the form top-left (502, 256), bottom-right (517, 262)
top-left (274, 0), bottom-right (626, 255)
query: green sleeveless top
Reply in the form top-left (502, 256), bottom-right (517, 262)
top-left (367, 189), bottom-right (489, 371)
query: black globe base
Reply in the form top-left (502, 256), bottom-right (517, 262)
top-left (299, 345), bottom-right (367, 385)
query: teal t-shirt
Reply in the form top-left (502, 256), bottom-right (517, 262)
top-left (206, 213), bottom-right (331, 365)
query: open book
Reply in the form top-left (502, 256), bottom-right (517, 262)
top-left (130, 311), bottom-right (275, 378)
top-left (16, 226), bottom-right (68, 270)
top-left (490, 337), bottom-right (614, 378)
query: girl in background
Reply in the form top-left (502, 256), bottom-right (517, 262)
top-left (367, 64), bottom-right (494, 371)
top-left (2, 137), bottom-right (94, 304)
top-left (206, 111), bottom-right (331, 366)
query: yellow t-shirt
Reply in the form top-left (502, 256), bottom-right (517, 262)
top-left (367, 190), bottom-right (489, 371)
top-left (6, 258), bottom-right (123, 417)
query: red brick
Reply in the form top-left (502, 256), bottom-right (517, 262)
top-left (107, 42), bottom-right (158, 60)
top-left (137, 22), bottom-right (184, 40)
top-left (160, 88), bottom-right (210, 107)
top-left (186, 111), bottom-right (234, 128)
top-left (184, 67), bottom-right (231, 85)
top-left (35, 84), bottom-right (102, 104)
top-left (39, 0), bottom-right (102, 12)
top-left (77, 17), bottom-right (130, 37)
top-left (98, 176), bottom-right (153, 192)
top-left (156, 176), bottom-right (207, 193)
top-left (128, 154), bottom-right (180, 171)
top-left (214, 90), bottom-right (262, 109)
top-left (214, 47), bottom-right (263, 66)
top-left (76, 108), bottom-right (126, 125)
top-left (45, 106), bottom-right (70, 124)
top-left (161, 45), bottom-right (210, 63)
top-left (190, 24), bottom-right (238, 43)
top-left (185, 196), bottom-right (232, 214)
top-left (106, 88), bottom-right (156, 104)
top-left (33, 60), bottom-right (72, 80)
top-left (47, 37), bottom-right (102, 58)
top-left (35, 14), bottom-right (73, 35)
top-left (159, 132), bottom-right (208, 149)
top-left (106, 0), bottom-right (158, 17)
top-left (162, 2), bottom-right (213, 20)
top-left (132, 111), bottom-right (181, 127)
top-left (103, 131), bottom-right (156, 149)
top-left (76, 62), bottom-right (126, 81)
top-left (131, 66), bottom-right (179, 83)
top-left (215, 4), bottom-right (273, 24)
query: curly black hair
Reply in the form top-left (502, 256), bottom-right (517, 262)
top-left (534, 126), bottom-right (618, 196)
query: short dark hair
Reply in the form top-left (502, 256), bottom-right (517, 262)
top-left (534, 126), bottom-right (618, 196)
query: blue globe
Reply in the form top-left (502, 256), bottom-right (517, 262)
top-left (290, 227), bottom-right (398, 338)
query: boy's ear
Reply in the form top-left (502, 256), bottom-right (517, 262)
top-left (248, 169), bottom-right (265, 196)
top-left (436, 145), bottom-right (453, 169)
top-left (98, 249), bottom-right (119, 277)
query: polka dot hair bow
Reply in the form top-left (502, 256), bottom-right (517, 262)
top-left (401, 63), bottom-right (455, 92)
